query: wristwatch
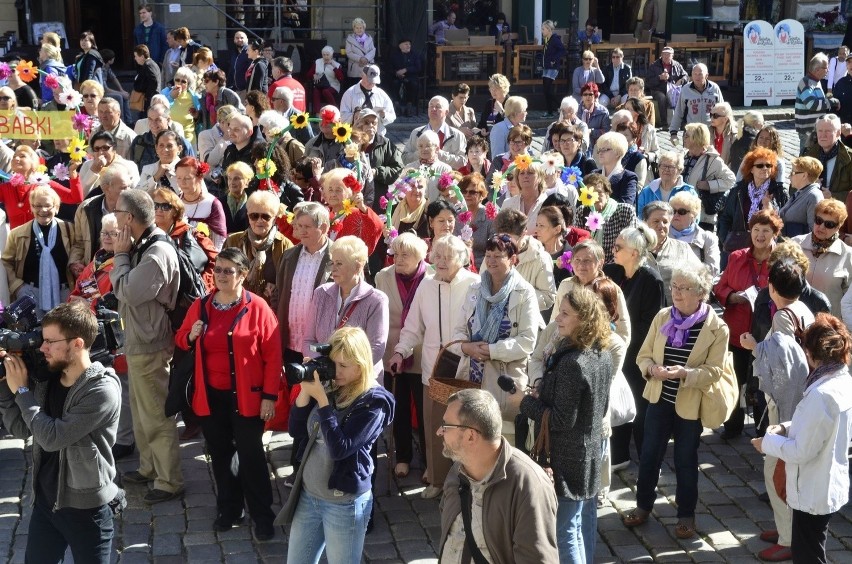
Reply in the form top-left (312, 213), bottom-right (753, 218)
top-left (16, 386), bottom-right (29, 396)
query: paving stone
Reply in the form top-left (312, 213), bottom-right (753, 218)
top-left (186, 543), bottom-right (222, 562)
top-left (153, 513), bottom-right (187, 533)
top-left (152, 533), bottom-right (182, 556)
top-left (364, 542), bottom-right (400, 560)
top-left (220, 539), bottom-right (256, 555)
top-left (153, 556), bottom-right (185, 564)
top-left (182, 531), bottom-right (217, 546)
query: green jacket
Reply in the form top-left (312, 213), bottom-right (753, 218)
top-left (804, 142), bottom-right (852, 202)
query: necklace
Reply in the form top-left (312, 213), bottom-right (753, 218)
top-left (182, 191), bottom-right (204, 219)
top-left (212, 295), bottom-right (241, 310)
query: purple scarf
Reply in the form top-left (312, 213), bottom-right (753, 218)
top-left (660, 302), bottom-right (710, 347)
top-left (747, 178), bottom-right (771, 222)
top-left (805, 361), bottom-right (844, 390)
top-left (396, 261), bottom-right (427, 371)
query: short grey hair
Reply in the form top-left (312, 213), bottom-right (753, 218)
top-left (817, 113), bottom-right (841, 131)
top-left (429, 95), bottom-right (449, 111)
top-left (321, 45), bottom-right (334, 56)
top-left (352, 17), bottom-right (367, 30)
top-left (118, 189), bottom-right (155, 226)
top-left (572, 239), bottom-right (604, 264)
top-left (560, 96), bottom-right (578, 113)
top-left (98, 97), bottom-right (120, 112)
top-left (429, 234), bottom-right (468, 268)
top-left (448, 389), bottom-right (502, 442)
top-left (671, 265), bottom-right (714, 301)
top-left (100, 212), bottom-right (118, 231)
top-left (658, 149), bottom-right (684, 171)
top-left (642, 200), bottom-right (673, 221)
top-left (809, 52), bottom-right (829, 72)
top-left (293, 201), bottom-right (331, 229)
top-left (273, 86), bottom-right (294, 103)
top-left (619, 224), bottom-right (657, 265)
top-left (418, 130), bottom-right (440, 147)
top-left (669, 191), bottom-right (701, 217)
top-left (100, 161), bottom-right (132, 188)
top-left (391, 232), bottom-right (428, 262)
top-left (692, 63), bottom-right (708, 75)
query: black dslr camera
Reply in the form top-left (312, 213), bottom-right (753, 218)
top-left (284, 343), bottom-right (336, 384)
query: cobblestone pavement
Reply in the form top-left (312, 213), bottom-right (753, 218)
top-left (2, 109), bottom-right (851, 563)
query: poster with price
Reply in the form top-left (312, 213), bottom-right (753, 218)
top-left (773, 19), bottom-right (805, 102)
top-left (743, 20), bottom-right (776, 106)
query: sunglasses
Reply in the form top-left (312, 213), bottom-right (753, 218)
top-left (0, 96), bottom-right (11, 102)
top-left (709, 113), bottom-right (724, 119)
top-left (674, 208), bottom-right (691, 216)
top-left (752, 163), bottom-right (772, 169)
top-left (153, 202), bottom-right (174, 211)
top-left (814, 216), bottom-right (839, 229)
top-left (82, 94), bottom-right (99, 99)
top-left (249, 212), bottom-right (273, 222)
top-left (91, 145), bottom-right (113, 152)
top-left (462, 190), bottom-right (482, 196)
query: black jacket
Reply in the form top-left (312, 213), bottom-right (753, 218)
top-left (718, 179), bottom-right (789, 246)
top-left (597, 168), bottom-right (638, 206)
top-left (389, 48), bottom-right (423, 81)
top-left (602, 63), bottom-right (633, 99)
top-left (727, 127), bottom-right (758, 173)
top-left (218, 193), bottom-right (249, 234)
top-left (247, 58), bottom-right (269, 93)
top-left (133, 59), bottom-right (162, 110)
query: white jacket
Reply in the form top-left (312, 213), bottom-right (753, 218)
top-left (761, 367), bottom-right (852, 515)
top-left (394, 269), bottom-right (480, 386)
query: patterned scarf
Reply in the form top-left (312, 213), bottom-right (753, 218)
top-left (472, 269), bottom-right (519, 344)
top-left (747, 178), bottom-right (771, 222)
top-left (810, 231), bottom-right (838, 258)
top-left (396, 261), bottom-right (427, 370)
top-left (805, 361), bottom-right (845, 390)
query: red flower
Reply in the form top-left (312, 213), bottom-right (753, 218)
top-left (320, 108), bottom-right (337, 125)
top-left (196, 162), bottom-right (210, 176)
top-left (485, 202), bottom-right (498, 220)
top-left (342, 174), bottom-right (362, 193)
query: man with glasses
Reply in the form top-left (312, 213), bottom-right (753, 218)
top-left (803, 113), bottom-right (852, 202)
top-left (669, 63), bottom-right (724, 143)
top-left (109, 189), bottom-right (183, 504)
top-left (402, 95), bottom-right (466, 168)
top-left (92, 98), bottom-right (137, 160)
top-left (644, 47), bottom-right (687, 129)
top-left (438, 389), bottom-right (558, 562)
top-left (79, 131), bottom-right (141, 196)
top-left (601, 48), bottom-right (633, 109)
top-left (271, 86), bottom-right (313, 144)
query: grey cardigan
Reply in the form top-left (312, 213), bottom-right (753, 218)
top-left (754, 332), bottom-right (809, 423)
top-left (779, 182), bottom-right (823, 237)
top-left (0, 363), bottom-right (121, 510)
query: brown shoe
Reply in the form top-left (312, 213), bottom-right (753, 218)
top-left (623, 508), bottom-right (649, 527)
top-left (675, 519), bottom-right (696, 539)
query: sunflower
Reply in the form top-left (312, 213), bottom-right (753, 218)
top-left (15, 60), bottom-right (37, 83)
top-left (332, 122), bottom-right (352, 143)
top-left (68, 137), bottom-right (88, 162)
top-left (578, 186), bottom-right (599, 208)
top-left (513, 154), bottom-right (533, 171)
top-left (290, 112), bottom-right (310, 129)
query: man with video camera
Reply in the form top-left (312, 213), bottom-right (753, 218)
top-left (0, 301), bottom-right (122, 563)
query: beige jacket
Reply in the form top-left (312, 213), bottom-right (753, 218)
top-left (481, 236), bottom-right (555, 317)
top-left (375, 264), bottom-right (434, 373)
top-left (794, 233), bottom-right (852, 318)
top-left (3, 219), bottom-right (75, 296)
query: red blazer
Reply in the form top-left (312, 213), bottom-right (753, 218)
top-left (1, 177), bottom-right (84, 228)
top-left (175, 290), bottom-right (282, 417)
top-left (713, 247), bottom-right (769, 346)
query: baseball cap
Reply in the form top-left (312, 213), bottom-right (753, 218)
top-left (363, 64), bottom-right (381, 84)
top-left (355, 108), bottom-right (379, 124)
top-left (662, 46), bottom-right (674, 54)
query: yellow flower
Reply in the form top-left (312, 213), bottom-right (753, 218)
top-left (266, 127), bottom-right (282, 138)
top-left (255, 158), bottom-right (277, 179)
top-left (289, 112), bottom-right (310, 129)
top-left (342, 199), bottom-right (355, 215)
top-left (36, 163), bottom-right (47, 174)
top-left (68, 137), bottom-right (88, 162)
top-left (195, 222), bottom-right (210, 237)
top-left (332, 122), bottom-right (352, 143)
top-left (578, 186), bottom-right (599, 208)
top-left (285, 211), bottom-right (295, 224)
top-left (513, 154), bottom-right (532, 171)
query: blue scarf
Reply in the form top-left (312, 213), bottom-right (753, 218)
top-left (471, 269), bottom-right (519, 344)
top-left (34, 220), bottom-right (61, 311)
top-left (670, 222), bottom-right (697, 239)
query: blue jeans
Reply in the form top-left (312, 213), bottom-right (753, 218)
top-left (636, 400), bottom-right (703, 518)
top-left (26, 500), bottom-right (113, 563)
top-left (286, 489), bottom-right (372, 564)
top-left (557, 496), bottom-right (594, 564)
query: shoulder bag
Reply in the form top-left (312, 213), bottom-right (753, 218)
top-left (428, 285), bottom-right (477, 404)
top-left (458, 475), bottom-right (490, 564)
top-left (164, 294), bottom-right (211, 417)
top-left (697, 154), bottom-right (728, 216)
top-left (723, 187), bottom-right (752, 253)
top-left (129, 90), bottom-right (146, 112)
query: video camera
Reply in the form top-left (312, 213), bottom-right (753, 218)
top-left (0, 295), bottom-right (125, 381)
top-left (284, 343), bottom-right (336, 384)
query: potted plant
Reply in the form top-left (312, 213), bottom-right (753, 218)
top-left (804, 7), bottom-right (846, 49)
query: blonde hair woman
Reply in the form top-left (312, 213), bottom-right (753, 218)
top-left (709, 102), bottom-right (736, 165)
top-left (478, 73), bottom-right (511, 134)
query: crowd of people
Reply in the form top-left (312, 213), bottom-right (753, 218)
top-left (0, 6), bottom-right (851, 564)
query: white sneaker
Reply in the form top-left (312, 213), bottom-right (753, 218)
top-left (421, 485), bottom-right (443, 499)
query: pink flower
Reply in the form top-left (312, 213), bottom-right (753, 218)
top-left (557, 251), bottom-right (573, 271)
top-left (389, 228), bottom-right (399, 239)
top-left (458, 210), bottom-right (473, 224)
top-left (0, 63), bottom-right (10, 81)
top-left (72, 113), bottom-right (91, 132)
top-left (438, 172), bottom-right (454, 190)
top-left (460, 224), bottom-right (473, 241)
top-left (379, 195), bottom-right (389, 210)
top-left (585, 211), bottom-right (604, 232)
top-left (9, 173), bottom-right (24, 187)
top-left (51, 163), bottom-right (70, 181)
top-left (485, 202), bottom-right (498, 220)
top-left (44, 74), bottom-right (60, 90)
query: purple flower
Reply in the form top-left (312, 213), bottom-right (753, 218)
top-left (0, 63), bottom-right (10, 81)
top-left (72, 113), bottom-right (91, 132)
top-left (460, 224), bottom-right (473, 241)
top-left (51, 163), bottom-right (70, 181)
top-left (557, 251), bottom-right (573, 271)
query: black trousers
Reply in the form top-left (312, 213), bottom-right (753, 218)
top-left (391, 372), bottom-right (426, 465)
top-left (792, 509), bottom-right (832, 564)
top-left (27, 501), bottom-right (113, 564)
top-left (284, 347), bottom-right (306, 469)
top-left (201, 387), bottom-right (275, 528)
top-left (724, 345), bottom-right (752, 436)
top-left (542, 77), bottom-right (557, 113)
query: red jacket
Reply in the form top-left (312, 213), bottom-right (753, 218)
top-left (175, 290), bottom-right (282, 417)
top-left (330, 206), bottom-right (384, 254)
top-left (1, 177), bottom-right (84, 228)
top-left (713, 247), bottom-right (769, 346)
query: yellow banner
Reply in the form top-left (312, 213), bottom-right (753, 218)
top-left (0, 110), bottom-right (79, 140)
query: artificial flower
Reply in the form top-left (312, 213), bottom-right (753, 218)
top-left (578, 186), bottom-right (599, 208)
top-left (513, 154), bottom-right (532, 171)
top-left (585, 211), bottom-right (603, 231)
top-left (197, 162), bottom-right (210, 176)
top-left (342, 174), bottom-right (362, 193)
top-left (43, 74), bottom-right (60, 91)
top-left (485, 201), bottom-right (498, 220)
top-left (542, 155), bottom-right (559, 176)
top-left (332, 122), bottom-right (352, 143)
top-left (285, 211), bottom-right (295, 224)
top-left (28, 172), bottom-right (49, 185)
top-left (491, 171), bottom-right (505, 191)
top-left (343, 142), bottom-right (359, 159)
top-left (561, 166), bottom-right (583, 187)
top-left (57, 90), bottom-right (83, 108)
top-left (460, 224), bottom-right (473, 242)
top-left (320, 108), bottom-right (337, 125)
top-left (556, 251), bottom-right (573, 271)
top-left (51, 162), bottom-right (70, 182)
top-left (9, 173), bottom-right (24, 187)
top-left (15, 60), bottom-right (37, 83)
top-left (290, 112), bottom-right (310, 129)
top-left (458, 210), bottom-right (473, 224)
top-left (35, 162), bottom-right (47, 174)
top-left (195, 222), bottom-right (210, 237)
top-left (72, 113), bottom-right (91, 132)
top-left (68, 137), bottom-right (88, 162)
top-left (0, 62), bottom-right (10, 81)
top-left (265, 127), bottom-right (282, 138)
top-left (438, 172), bottom-right (455, 190)
top-left (379, 195), bottom-right (389, 210)
top-left (255, 158), bottom-right (277, 179)
top-left (342, 199), bottom-right (355, 215)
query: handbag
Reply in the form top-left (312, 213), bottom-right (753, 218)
top-left (696, 154), bottom-right (729, 216)
top-left (164, 295), bottom-right (211, 417)
top-left (427, 285), bottom-right (476, 404)
top-left (772, 458), bottom-right (787, 503)
top-left (129, 90), bottom-right (145, 112)
top-left (723, 188), bottom-right (751, 253)
top-left (609, 370), bottom-right (637, 427)
top-left (273, 421), bottom-right (320, 527)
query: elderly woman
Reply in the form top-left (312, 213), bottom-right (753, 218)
top-left (0, 145), bottom-right (83, 228)
top-left (493, 209), bottom-right (556, 315)
top-left (575, 173), bottom-right (638, 264)
top-left (160, 66), bottom-right (201, 145)
top-left (224, 190), bottom-right (293, 301)
top-left (795, 199), bottom-right (852, 318)
top-left (718, 147), bottom-right (788, 254)
top-left (402, 131), bottom-right (453, 203)
top-left (502, 162), bottom-right (548, 233)
top-left (636, 150), bottom-right (696, 211)
top-left (174, 156), bottom-right (227, 249)
top-left (460, 172), bottom-right (495, 269)
top-left (2, 185), bottom-right (75, 314)
top-left (389, 169), bottom-right (429, 239)
top-left (595, 131), bottom-right (637, 206)
top-left (604, 225), bottom-right (665, 468)
top-left (478, 73), bottom-right (510, 134)
top-left (489, 96), bottom-right (529, 159)
top-left (345, 18), bottom-right (376, 81)
top-left (79, 79), bottom-right (103, 128)
top-left (220, 161), bottom-right (251, 233)
top-left (452, 235), bottom-right (539, 445)
top-left (624, 266), bottom-right (728, 540)
top-left (307, 46), bottom-right (344, 109)
top-left (714, 209), bottom-right (782, 439)
top-left (321, 168), bottom-right (384, 254)
top-left (669, 191), bottom-right (721, 275)
top-left (520, 287), bottom-right (613, 562)
top-left (132, 44), bottom-right (161, 114)
top-left (556, 124), bottom-right (596, 177)
top-left (448, 83), bottom-right (478, 139)
top-left (728, 110), bottom-right (765, 172)
top-left (375, 233), bottom-right (432, 478)
top-left (458, 136), bottom-right (490, 177)
top-left (580, 82), bottom-right (611, 149)
top-left (545, 97), bottom-right (590, 152)
top-left (303, 236), bottom-right (389, 376)
top-left (70, 212), bottom-right (119, 303)
top-left (488, 124), bottom-right (534, 186)
top-left (779, 156), bottom-right (824, 237)
top-left (753, 313), bottom-right (852, 564)
top-left (390, 235), bottom-right (479, 498)
top-left (572, 51), bottom-right (604, 102)
top-left (138, 129), bottom-right (182, 193)
top-left (176, 247), bottom-right (281, 540)
top-left (200, 69), bottom-right (244, 130)
top-left (709, 102), bottom-right (737, 165)
top-left (643, 201), bottom-right (703, 298)
top-left (681, 123), bottom-right (737, 230)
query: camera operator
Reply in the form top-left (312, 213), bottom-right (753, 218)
top-left (0, 301), bottom-right (122, 563)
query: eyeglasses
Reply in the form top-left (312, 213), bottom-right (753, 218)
top-left (439, 423), bottom-right (481, 434)
top-left (597, 148), bottom-right (612, 154)
top-left (559, 137), bottom-right (579, 144)
top-left (814, 216), bottom-right (840, 229)
top-left (509, 139), bottom-right (526, 145)
top-left (91, 145), bottom-right (113, 153)
top-left (791, 170), bottom-right (806, 176)
top-left (0, 96), bottom-right (11, 102)
top-left (213, 266), bottom-right (238, 276)
top-left (153, 202), bottom-right (173, 211)
top-left (100, 230), bottom-right (120, 238)
top-left (673, 208), bottom-right (692, 216)
top-left (658, 164), bottom-right (677, 171)
top-left (82, 94), bottom-right (99, 99)
top-left (462, 190), bottom-right (482, 196)
top-left (42, 337), bottom-right (75, 346)
top-left (670, 283), bottom-right (695, 293)
top-left (174, 79), bottom-right (188, 84)
top-left (582, 92), bottom-right (594, 97)
top-left (752, 163), bottom-right (772, 169)
top-left (249, 212), bottom-right (273, 222)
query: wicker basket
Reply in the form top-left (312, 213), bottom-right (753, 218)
top-left (427, 339), bottom-right (480, 405)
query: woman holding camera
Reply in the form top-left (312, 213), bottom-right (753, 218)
top-left (285, 326), bottom-right (395, 563)
top-left (175, 247), bottom-right (282, 541)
